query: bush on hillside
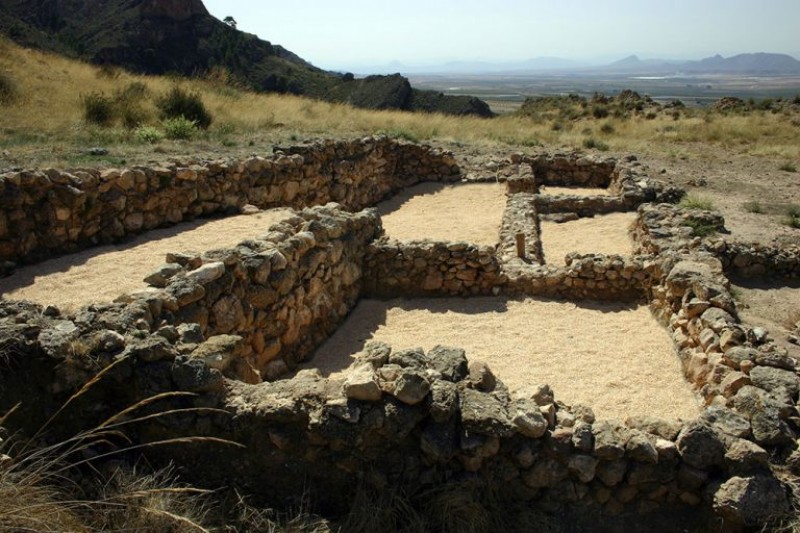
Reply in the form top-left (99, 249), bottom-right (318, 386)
top-left (162, 116), bottom-right (198, 140)
top-left (156, 87), bottom-right (212, 129)
top-left (82, 92), bottom-right (115, 125)
top-left (0, 71), bottom-right (17, 105)
top-left (114, 82), bottom-right (150, 128)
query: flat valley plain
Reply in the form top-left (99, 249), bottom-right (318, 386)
top-left (410, 72), bottom-right (800, 112)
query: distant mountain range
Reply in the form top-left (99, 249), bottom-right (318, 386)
top-left (357, 53), bottom-right (800, 76)
top-left (604, 53), bottom-right (800, 75)
top-left (0, 0), bottom-right (492, 116)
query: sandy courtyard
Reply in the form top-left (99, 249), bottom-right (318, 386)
top-left (377, 182), bottom-right (506, 245)
top-left (540, 212), bottom-right (636, 265)
top-left (310, 297), bottom-right (700, 421)
top-left (0, 209), bottom-right (292, 312)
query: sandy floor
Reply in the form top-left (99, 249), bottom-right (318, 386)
top-left (310, 297), bottom-right (700, 421)
top-left (732, 278), bottom-right (800, 360)
top-left (540, 186), bottom-right (611, 197)
top-left (540, 212), bottom-right (636, 265)
top-left (0, 209), bottom-right (292, 312)
top-left (377, 182), bottom-right (506, 245)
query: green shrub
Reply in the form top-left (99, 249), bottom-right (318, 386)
top-left (600, 122), bottom-right (615, 134)
top-left (156, 87), bottom-right (212, 129)
top-left (0, 71), bottom-right (17, 105)
top-left (678, 194), bottom-right (716, 211)
top-left (682, 219), bottom-right (718, 237)
top-left (113, 81), bottom-right (150, 127)
top-left (162, 117), bottom-right (197, 140)
top-left (134, 125), bottom-right (164, 144)
top-left (592, 105), bottom-right (609, 119)
top-left (377, 128), bottom-right (419, 143)
top-left (779, 161), bottom-right (797, 173)
top-left (82, 92), bottom-right (115, 125)
top-left (785, 205), bottom-right (800, 229)
top-left (742, 201), bottom-right (764, 214)
top-left (582, 137), bottom-right (609, 151)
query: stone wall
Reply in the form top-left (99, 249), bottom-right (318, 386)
top-left (718, 241), bottom-right (800, 279)
top-left (123, 204), bottom-right (380, 382)
top-left (503, 254), bottom-right (653, 301)
top-left (634, 204), bottom-right (800, 453)
top-left (0, 137), bottom-right (459, 272)
top-left (499, 192), bottom-right (543, 264)
top-left (1, 148), bottom-right (795, 529)
top-left (525, 152), bottom-right (618, 188)
top-left (362, 239), bottom-right (504, 298)
top-left (0, 302), bottom-right (790, 529)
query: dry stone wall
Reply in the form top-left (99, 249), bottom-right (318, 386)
top-left (0, 137), bottom-right (459, 273)
top-left (1, 144), bottom-right (796, 529)
top-left (0, 301), bottom-right (789, 529)
top-left (718, 241), bottom-right (800, 279)
top-left (362, 239), bottom-right (504, 298)
top-left (635, 204), bottom-right (800, 454)
top-left (128, 204), bottom-right (381, 382)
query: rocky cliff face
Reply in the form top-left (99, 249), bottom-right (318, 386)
top-left (140, 0), bottom-right (208, 20)
top-left (0, 0), bottom-right (493, 116)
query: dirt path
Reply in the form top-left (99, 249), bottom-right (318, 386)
top-left (0, 209), bottom-right (292, 312)
top-left (640, 151), bottom-right (800, 246)
top-left (377, 182), bottom-right (506, 245)
top-left (540, 212), bottom-right (636, 265)
top-left (731, 278), bottom-right (800, 360)
top-left (310, 297), bottom-right (700, 421)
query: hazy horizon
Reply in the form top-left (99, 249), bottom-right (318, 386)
top-left (203, 0), bottom-right (800, 72)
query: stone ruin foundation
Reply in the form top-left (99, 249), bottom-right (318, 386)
top-left (1, 137), bottom-right (800, 530)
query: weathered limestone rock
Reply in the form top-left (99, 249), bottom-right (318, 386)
top-left (171, 356), bottom-right (224, 393)
top-left (511, 399), bottom-right (548, 438)
top-left (190, 334), bottom-right (244, 372)
top-left (185, 261), bottom-right (226, 285)
top-left (593, 422), bottom-right (630, 461)
top-left (699, 407), bottom-right (752, 439)
top-left (343, 364), bottom-right (382, 402)
top-left (427, 345), bottom-right (469, 382)
top-left (429, 379), bottom-right (459, 423)
top-left (676, 422), bottom-right (726, 469)
top-left (468, 360), bottom-right (497, 392)
top-left (144, 263), bottom-right (184, 287)
top-left (460, 388), bottom-right (514, 437)
top-left (749, 366), bottom-right (800, 396)
top-left (568, 455), bottom-right (599, 483)
top-left (724, 439), bottom-right (769, 472)
top-left (625, 432), bottom-right (658, 464)
top-left (713, 475), bottom-right (791, 530)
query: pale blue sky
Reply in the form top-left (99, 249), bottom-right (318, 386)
top-left (203, 0), bottom-right (800, 70)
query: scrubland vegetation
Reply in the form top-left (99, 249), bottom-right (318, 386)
top-left (1, 36), bottom-right (799, 169)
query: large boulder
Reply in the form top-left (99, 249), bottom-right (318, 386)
top-left (713, 475), bottom-right (791, 530)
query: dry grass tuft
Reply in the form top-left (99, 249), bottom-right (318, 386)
top-left (0, 358), bottom-right (241, 532)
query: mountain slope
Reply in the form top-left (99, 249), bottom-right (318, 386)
top-left (0, 0), bottom-right (492, 116)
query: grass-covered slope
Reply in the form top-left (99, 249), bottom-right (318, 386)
top-left (0, 0), bottom-right (492, 117)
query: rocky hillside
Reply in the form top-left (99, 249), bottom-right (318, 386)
top-left (0, 0), bottom-right (492, 117)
